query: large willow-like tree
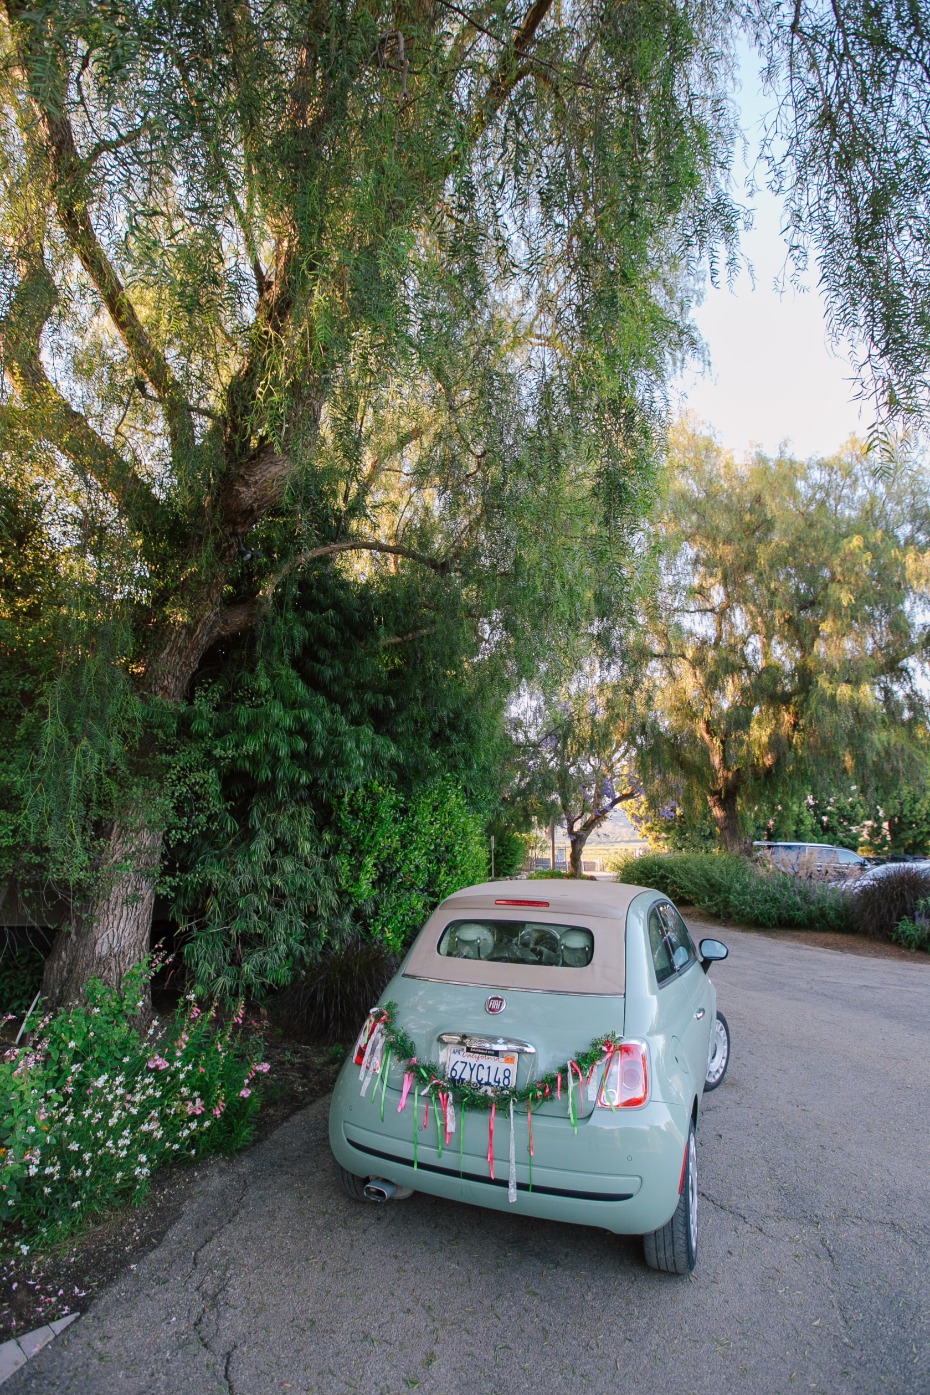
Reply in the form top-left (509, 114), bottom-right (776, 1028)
top-left (0, 0), bottom-right (741, 1004)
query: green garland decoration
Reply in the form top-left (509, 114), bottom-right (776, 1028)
top-left (363, 1001), bottom-right (620, 1113)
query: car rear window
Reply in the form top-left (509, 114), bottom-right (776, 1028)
top-left (437, 919), bottom-right (595, 968)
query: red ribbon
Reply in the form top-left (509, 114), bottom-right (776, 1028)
top-left (440, 1091), bottom-right (452, 1146)
top-left (487, 1101), bottom-right (496, 1180)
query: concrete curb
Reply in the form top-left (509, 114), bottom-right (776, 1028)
top-left (0, 1316), bottom-right (79, 1386)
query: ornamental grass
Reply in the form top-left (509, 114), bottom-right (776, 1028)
top-left (0, 965), bottom-right (267, 1254)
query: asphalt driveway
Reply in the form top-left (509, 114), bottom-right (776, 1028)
top-left (9, 928), bottom-right (930, 1395)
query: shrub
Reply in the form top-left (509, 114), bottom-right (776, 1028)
top-left (277, 933), bottom-right (400, 1045)
top-left (335, 777), bottom-right (488, 950)
top-left (526, 868), bottom-right (595, 880)
top-left (0, 966), bottom-right (266, 1252)
top-left (892, 903), bottom-right (930, 952)
top-left (612, 852), bottom-right (854, 932)
top-left (851, 867), bottom-right (930, 942)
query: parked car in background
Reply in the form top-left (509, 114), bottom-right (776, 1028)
top-left (854, 859), bottom-right (930, 888)
top-left (754, 841), bottom-right (868, 878)
top-left (329, 880), bottom-right (730, 1275)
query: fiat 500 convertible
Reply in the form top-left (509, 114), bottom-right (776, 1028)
top-left (329, 879), bottom-right (730, 1273)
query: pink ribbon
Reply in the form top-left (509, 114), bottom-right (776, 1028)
top-left (557, 1072), bottom-right (562, 1100)
top-left (487, 1102), bottom-right (496, 1180)
top-left (526, 1100), bottom-right (535, 1156)
top-left (397, 1059), bottom-right (417, 1113)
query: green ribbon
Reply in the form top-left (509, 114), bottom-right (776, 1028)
top-left (567, 1068), bottom-right (578, 1135)
top-left (378, 1047), bottom-right (391, 1122)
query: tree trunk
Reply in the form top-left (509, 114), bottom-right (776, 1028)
top-left (706, 787), bottom-right (747, 853)
top-left (568, 830), bottom-right (590, 877)
top-left (41, 820), bottom-right (164, 1009)
top-left (40, 591), bottom-right (226, 1011)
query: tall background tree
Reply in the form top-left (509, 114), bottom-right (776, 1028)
top-left (640, 423), bottom-right (930, 849)
top-left (511, 678), bottom-right (641, 876)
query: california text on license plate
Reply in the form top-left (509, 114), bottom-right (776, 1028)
top-left (444, 1046), bottom-right (518, 1091)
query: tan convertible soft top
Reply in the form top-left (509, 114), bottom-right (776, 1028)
top-left (402, 880), bottom-right (650, 995)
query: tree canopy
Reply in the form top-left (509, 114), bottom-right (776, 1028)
top-left (0, 0), bottom-right (745, 1002)
top-left (640, 423), bottom-right (930, 849)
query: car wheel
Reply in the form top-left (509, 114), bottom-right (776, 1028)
top-left (643, 1123), bottom-right (698, 1274)
top-left (334, 1162), bottom-right (371, 1201)
top-left (704, 1010), bottom-right (730, 1092)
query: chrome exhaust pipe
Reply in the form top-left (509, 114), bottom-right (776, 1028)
top-left (363, 1178), bottom-right (397, 1202)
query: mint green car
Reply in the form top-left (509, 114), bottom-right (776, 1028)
top-left (328, 880), bottom-right (729, 1273)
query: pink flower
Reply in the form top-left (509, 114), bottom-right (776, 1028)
top-left (212, 1103), bottom-right (225, 1118)
top-left (239, 1087), bottom-right (251, 1098)
top-left (186, 1098), bottom-right (205, 1116)
top-left (254, 1062), bottom-right (270, 1073)
top-left (147, 1056), bottom-right (169, 1071)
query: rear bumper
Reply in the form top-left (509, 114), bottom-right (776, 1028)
top-left (328, 1062), bottom-right (689, 1236)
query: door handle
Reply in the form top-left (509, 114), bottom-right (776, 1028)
top-left (694, 1008), bottom-right (706, 1020)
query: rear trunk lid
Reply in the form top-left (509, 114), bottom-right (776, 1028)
top-left (377, 977), bottom-right (625, 1121)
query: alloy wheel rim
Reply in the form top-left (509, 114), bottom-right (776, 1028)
top-left (688, 1132), bottom-right (698, 1252)
top-left (706, 1019), bottom-right (728, 1084)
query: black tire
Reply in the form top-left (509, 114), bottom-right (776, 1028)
top-left (643, 1122), bottom-right (698, 1274)
top-left (335, 1162), bottom-right (370, 1201)
top-left (704, 1010), bottom-right (730, 1092)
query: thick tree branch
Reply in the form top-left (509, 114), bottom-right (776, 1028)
top-left (571, 786), bottom-right (639, 839)
top-left (212, 602), bottom-right (259, 639)
top-left (3, 0), bottom-right (195, 456)
top-left (261, 538), bottom-right (453, 597)
top-left (475, 0), bottom-right (554, 131)
top-left (0, 254), bottom-right (164, 525)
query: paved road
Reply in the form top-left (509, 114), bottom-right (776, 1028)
top-left (10, 929), bottom-right (930, 1395)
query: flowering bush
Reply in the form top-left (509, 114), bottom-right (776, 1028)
top-left (0, 966), bottom-right (267, 1252)
top-left (892, 897), bottom-right (930, 952)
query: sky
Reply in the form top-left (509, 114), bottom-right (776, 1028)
top-left (674, 50), bottom-right (868, 461)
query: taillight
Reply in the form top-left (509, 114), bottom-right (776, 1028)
top-left (597, 1041), bottom-right (649, 1109)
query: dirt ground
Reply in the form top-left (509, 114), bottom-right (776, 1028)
top-left (1, 920), bottom-right (925, 1343)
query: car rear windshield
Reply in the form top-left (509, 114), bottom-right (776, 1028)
top-left (437, 919), bottom-right (594, 968)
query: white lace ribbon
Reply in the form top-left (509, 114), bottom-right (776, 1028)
top-left (359, 1021), bottom-right (385, 1097)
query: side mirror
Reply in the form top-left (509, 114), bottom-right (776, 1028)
top-left (699, 938), bottom-right (729, 973)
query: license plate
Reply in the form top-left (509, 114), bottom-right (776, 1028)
top-left (444, 1046), bottom-right (519, 1092)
